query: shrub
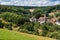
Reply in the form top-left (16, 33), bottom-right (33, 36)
top-left (46, 32), bottom-right (60, 39)
top-left (0, 20), bottom-right (4, 28)
top-left (8, 23), bottom-right (12, 30)
top-left (18, 22), bottom-right (40, 35)
top-left (19, 29), bottom-right (28, 33)
top-left (18, 22), bottom-right (34, 32)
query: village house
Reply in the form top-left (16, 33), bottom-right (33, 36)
top-left (30, 16), bottom-right (46, 24)
top-left (55, 20), bottom-right (60, 25)
top-left (29, 17), bottom-right (37, 22)
top-left (47, 18), bottom-right (56, 23)
top-left (55, 22), bottom-right (60, 25)
top-left (38, 17), bottom-right (45, 24)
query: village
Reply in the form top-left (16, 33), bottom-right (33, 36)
top-left (30, 16), bottom-right (60, 25)
top-left (29, 9), bottom-right (60, 25)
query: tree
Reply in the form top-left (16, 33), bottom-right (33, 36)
top-left (0, 20), bottom-right (4, 28)
top-left (33, 22), bottom-right (40, 35)
top-left (8, 23), bottom-right (12, 30)
top-left (0, 12), bottom-right (30, 25)
top-left (18, 22), bottom-right (34, 33)
top-left (58, 18), bottom-right (60, 21)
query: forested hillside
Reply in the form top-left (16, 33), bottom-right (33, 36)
top-left (0, 5), bottom-right (60, 17)
top-left (0, 5), bottom-right (60, 13)
top-left (0, 5), bottom-right (60, 40)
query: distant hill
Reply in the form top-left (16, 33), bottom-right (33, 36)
top-left (0, 5), bottom-right (60, 9)
top-left (0, 5), bottom-right (60, 15)
top-left (0, 4), bottom-right (48, 8)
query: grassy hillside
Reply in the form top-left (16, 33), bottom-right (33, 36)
top-left (0, 29), bottom-right (56, 40)
top-left (0, 29), bottom-right (36, 40)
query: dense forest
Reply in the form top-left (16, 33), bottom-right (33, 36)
top-left (0, 5), bottom-right (60, 40)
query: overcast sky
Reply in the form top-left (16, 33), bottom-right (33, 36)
top-left (0, 0), bottom-right (60, 6)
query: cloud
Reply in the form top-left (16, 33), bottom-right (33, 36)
top-left (0, 2), bottom-right (10, 5)
top-left (2, 0), bottom-right (11, 2)
top-left (0, 0), bottom-right (12, 5)
top-left (54, 1), bottom-right (60, 5)
top-left (0, 0), bottom-right (60, 6)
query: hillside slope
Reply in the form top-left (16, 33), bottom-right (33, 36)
top-left (0, 29), bottom-right (56, 40)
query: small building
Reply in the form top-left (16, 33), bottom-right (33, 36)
top-left (55, 21), bottom-right (60, 25)
top-left (38, 17), bottom-right (45, 24)
top-left (47, 18), bottom-right (56, 24)
top-left (29, 17), bottom-right (37, 22)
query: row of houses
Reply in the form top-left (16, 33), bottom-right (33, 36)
top-left (29, 17), bottom-right (60, 25)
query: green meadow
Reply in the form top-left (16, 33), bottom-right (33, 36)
top-left (0, 29), bottom-right (36, 40)
top-left (0, 29), bottom-right (56, 40)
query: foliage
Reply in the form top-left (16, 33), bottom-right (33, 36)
top-left (17, 21), bottom-right (60, 40)
top-left (0, 19), bottom-right (4, 28)
top-left (0, 12), bottom-right (30, 25)
top-left (18, 22), bottom-right (40, 35)
top-left (7, 23), bottom-right (12, 30)
top-left (46, 32), bottom-right (60, 40)
top-left (0, 20), bottom-right (4, 28)
top-left (19, 22), bottom-right (34, 32)
top-left (58, 18), bottom-right (60, 21)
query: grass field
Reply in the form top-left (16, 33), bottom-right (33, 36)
top-left (0, 29), bottom-right (56, 40)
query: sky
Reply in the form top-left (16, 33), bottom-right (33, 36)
top-left (0, 0), bottom-right (60, 6)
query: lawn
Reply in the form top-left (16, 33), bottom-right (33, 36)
top-left (0, 29), bottom-right (56, 40)
top-left (0, 29), bottom-right (36, 40)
